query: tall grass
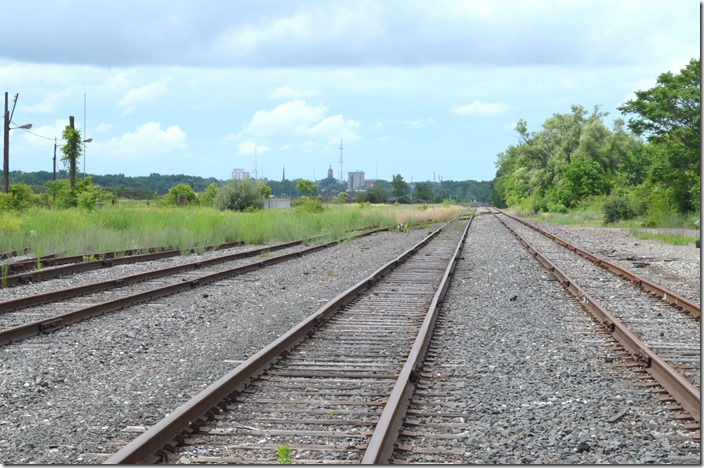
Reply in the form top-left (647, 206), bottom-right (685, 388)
top-left (0, 203), bottom-right (466, 257)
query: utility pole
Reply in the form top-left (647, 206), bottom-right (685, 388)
top-left (339, 138), bottom-right (343, 182)
top-left (53, 138), bottom-right (57, 181)
top-left (69, 116), bottom-right (76, 190)
top-left (253, 146), bottom-right (258, 180)
top-left (3, 92), bottom-right (9, 193)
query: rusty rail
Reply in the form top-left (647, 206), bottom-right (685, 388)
top-left (361, 215), bottom-right (474, 463)
top-left (104, 214), bottom-right (470, 464)
top-left (0, 229), bottom-right (387, 346)
top-left (492, 211), bottom-right (700, 424)
top-left (496, 209), bottom-right (700, 319)
top-left (0, 227), bottom-right (379, 287)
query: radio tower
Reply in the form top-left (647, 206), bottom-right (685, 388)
top-left (338, 138), bottom-right (343, 182)
top-left (251, 146), bottom-right (258, 180)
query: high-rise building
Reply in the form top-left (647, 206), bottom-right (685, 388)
top-left (232, 168), bottom-right (250, 180)
top-left (347, 171), bottom-right (365, 191)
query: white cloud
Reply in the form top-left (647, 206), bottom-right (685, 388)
top-left (118, 79), bottom-right (169, 108)
top-left (270, 86), bottom-right (318, 99)
top-left (94, 123), bottom-right (112, 134)
top-left (101, 122), bottom-right (187, 160)
top-left (234, 100), bottom-right (361, 145)
top-left (451, 100), bottom-right (509, 116)
top-left (404, 118), bottom-right (436, 128)
top-left (237, 140), bottom-right (271, 156)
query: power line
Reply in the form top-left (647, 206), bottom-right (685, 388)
top-left (15, 126), bottom-right (57, 141)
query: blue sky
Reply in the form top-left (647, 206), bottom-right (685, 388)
top-left (1, 0), bottom-right (699, 183)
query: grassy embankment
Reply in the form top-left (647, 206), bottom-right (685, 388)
top-left (0, 203), bottom-right (466, 259)
top-left (517, 205), bottom-right (700, 247)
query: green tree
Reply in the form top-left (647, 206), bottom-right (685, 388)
top-left (412, 182), bottom-right (434, 202)
top-left (391, 174), bottom-right (409, 200)
top-left (618, 58), bottom-right (700, 213)
top-left (365, 186), bottom-right (386, 203)
top-left (257, 180), bottom-right (272, 199)
top-left (296, 179), bottom-right (318, 197)
top-left (163, 183), bottom-right (198, 206)
top-left (199, 182), bottom-right (219, 207)
top-left (214, 179), bottom-right (264, 211)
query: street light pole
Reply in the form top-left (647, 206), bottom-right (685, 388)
top-left (3, 91), bottom-right (9, 193)
top-left (2, 92), bottom-right (31, 193)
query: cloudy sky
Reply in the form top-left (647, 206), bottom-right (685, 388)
top-left (1, 0), bottom-right (699, 184)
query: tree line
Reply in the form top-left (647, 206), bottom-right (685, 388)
top-left (1, 168), bottom-right (491, 211)
top-left (490, 58), bottom-right (700, 225)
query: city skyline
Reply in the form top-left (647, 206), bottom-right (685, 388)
top-left (1, 1), bottom-right (698, 184)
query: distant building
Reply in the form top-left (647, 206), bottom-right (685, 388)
top-left (348, 170), bottom-right (365, 191)
top-left (327, 165), bottom-right (334, 179)
top-left (232, 168), bottom-right (250, 180)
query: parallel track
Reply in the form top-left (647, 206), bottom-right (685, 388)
top-left (491, 209), bottom-right (700, 427)
top-left (103, 214), bottom-right (473, 464)
top-left (0, 229), bottom-right (385, 346)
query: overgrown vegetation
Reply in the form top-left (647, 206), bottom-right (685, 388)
top-left (491, 58), bottom-right (700, 228)
top-left (0, 202), bottom-right (464, 257)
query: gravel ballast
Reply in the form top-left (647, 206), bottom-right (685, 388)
top-left (0, 215), bottom-right (700, 464)
top-left (395, 212), bottom-right (700, 464)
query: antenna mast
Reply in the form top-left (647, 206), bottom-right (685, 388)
top-left (339, 138), bottom-right (343, 181)
top-left (253, 146), bottom-right (258, 180)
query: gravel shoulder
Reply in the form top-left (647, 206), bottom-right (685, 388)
top-left (0, 215), bottom-right (699, 464)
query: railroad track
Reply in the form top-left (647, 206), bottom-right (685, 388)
top-left (391, 208), bottom-right (700, 464)
top-left (102, 214), bottom-right (473, 464)
top-left (0, 228), bottom-right (376, 286)
top-left (0, 228), bottom-right (385, 346)
top-left (490, 209), bottom-right (700, 428)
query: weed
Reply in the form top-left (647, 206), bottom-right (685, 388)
top-left (1, 263), bottom-right (8, 287)
top-left (275, 445), bottom-right (293, 464)
top-left (260, 248), bottom-right (271, 258)
top-left (628, 228), bottom-right (697, 246)
top-left (325, 410), bottom-right (338, 419)
top-left (0, 204), bottom-right (464, 256)
top-left (82, 254), bottom-right (96, 262)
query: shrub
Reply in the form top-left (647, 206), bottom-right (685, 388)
top-left (199, 182), bottom-right (219, 208)
top-left (603, 195), bottom-right (634, 224)
top-left (214, 179), bottom-right (264, 212)
top-left (162, 183), bottom-right (198, 207)
top-left (547, 202), bottom-right (568, 214)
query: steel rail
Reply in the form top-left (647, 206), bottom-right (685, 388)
top-left (0, 228), bottom-right (385, 313)
top-left (0, 228), bottom-right (387, 346)
top-left (103, 215), bottom-right (465, 464)
top-left (1, 226), bottom-right (378, 286)
top-left (2, 244), bottom-right (245, 286)
top-left (496, 209), bottom-right (700, 319)
top-left (361, 214), bottom-right (474, 464)
top-left (492, 211), bottom-right (700, 424)
top-left (4, 245), bottom-right (243, 276)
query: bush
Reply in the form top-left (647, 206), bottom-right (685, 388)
top-left (294, 196), bottom-right (324, 213)
top-left (199, 182), bottom-right (219, 208)
top-left (162, 183), bottom-right (198, 207)
top-left (214, 179), bottom-right (263, 212)
top-left (547, 202), bottom-right (568, 214)
top-left (603, 195), bottom-right (634, 224)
